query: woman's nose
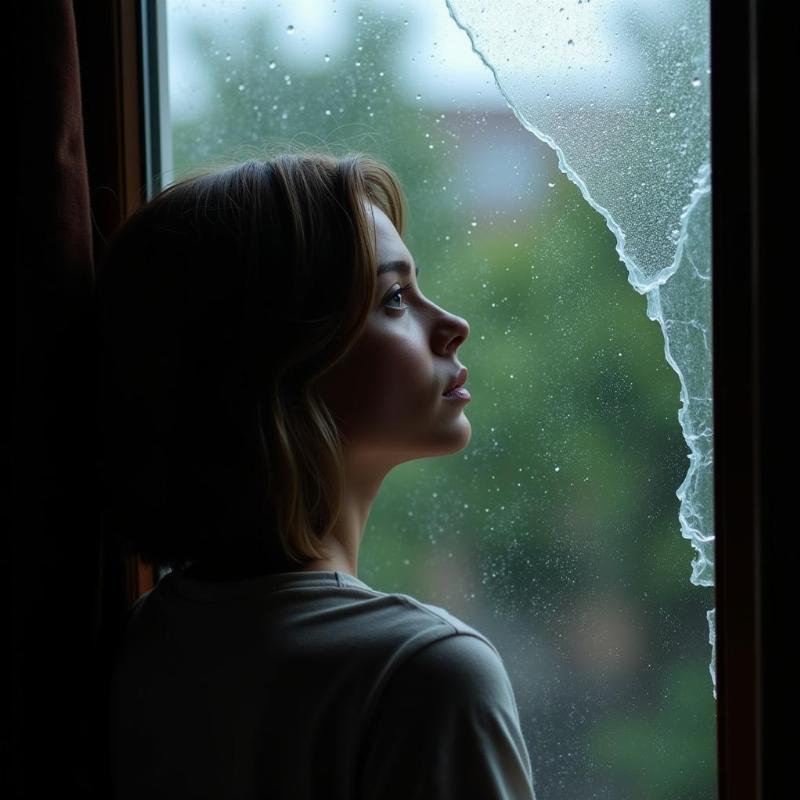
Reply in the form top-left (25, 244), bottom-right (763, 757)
top-left (435, 307), bottom-right (470, 353)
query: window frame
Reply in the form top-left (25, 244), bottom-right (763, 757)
top-left (92, 1), bottom-right (772, 796)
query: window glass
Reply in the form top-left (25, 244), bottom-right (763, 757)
top-left (159, 1), bottom-right (716, 796)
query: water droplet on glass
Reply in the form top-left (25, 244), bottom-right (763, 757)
top-left (324, 54), bottom-right (330, 62)
top-left (286, 24), bottom-right (294, 34)
top-left (416, 93), bottom-right (422, 100)
top-left (691, 77), bottom-right (701, 87)
top-left (325, 109), bottom-right (331, 116)
top-left (225, 53), bottom-right (231, 61)
top-left (238, 84), bottom-right (245, 91)
top-left (269, 60), bottom-right (276, 69)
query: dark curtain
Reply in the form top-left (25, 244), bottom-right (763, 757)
top-left (14, 2), bottom-right (128, 796)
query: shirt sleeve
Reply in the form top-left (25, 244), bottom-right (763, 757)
top-left (357, 632), bottom-right (537, 800)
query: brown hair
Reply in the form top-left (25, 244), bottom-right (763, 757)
top-left (96, 151), bottom-right (406, 572)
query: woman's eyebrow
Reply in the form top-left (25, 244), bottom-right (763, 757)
top-left (378, 259), bottom-right (420, 277)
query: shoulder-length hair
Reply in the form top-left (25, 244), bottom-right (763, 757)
top-left (96, 151), bottom-right (406, 573)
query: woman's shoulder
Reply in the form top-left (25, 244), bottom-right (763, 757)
top-left (340, 577), bottom-right (504, 662)
top-left (357, 623), bottom-right (535, 798)
top-left (384, 631), bottom-right (516, 712)
top-left (347, 584), bottom-right (512, 711)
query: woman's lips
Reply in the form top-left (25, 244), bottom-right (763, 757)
top-left (442, 387), bottom-right (471, 401)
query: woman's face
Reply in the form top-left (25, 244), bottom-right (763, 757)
top-left (316, 202), bottom-right (472, 469)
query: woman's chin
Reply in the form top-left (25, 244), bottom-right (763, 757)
top-left (437, 415), bottom-right (472, 454)
top-left (456, 418), bottom-right (472, 449)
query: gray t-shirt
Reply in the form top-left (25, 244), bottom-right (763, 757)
top-left (109, 569), bottom-right (536, 799)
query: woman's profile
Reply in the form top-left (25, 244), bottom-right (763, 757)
top-left (97, 151), bottom-right (536, 799)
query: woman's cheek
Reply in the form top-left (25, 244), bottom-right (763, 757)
top-left (361, 331), bottom-right (426, 415)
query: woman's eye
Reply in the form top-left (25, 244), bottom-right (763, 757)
top-left (384, 284), bottom-right (412, 311)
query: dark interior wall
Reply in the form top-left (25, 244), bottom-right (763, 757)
top-left (13, 3), bottom-right (131, 796)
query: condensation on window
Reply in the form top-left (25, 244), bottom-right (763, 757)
top-left (446, 0), bottom-right (715, 694)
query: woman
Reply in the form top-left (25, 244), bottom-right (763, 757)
top-left (97, 151), bottom-right (537, 799)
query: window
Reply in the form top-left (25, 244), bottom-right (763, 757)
top-left (139, 1), bottom-right (717, 796)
